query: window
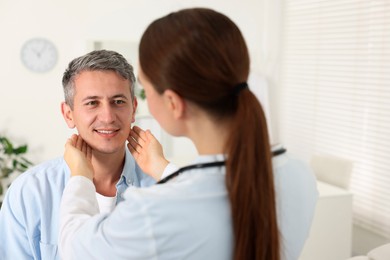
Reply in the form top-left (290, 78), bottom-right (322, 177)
top-left (279, 0), bottom-right (390, 238)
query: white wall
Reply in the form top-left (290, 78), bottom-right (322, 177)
top-left (0, 0), bottom-right (268, 164)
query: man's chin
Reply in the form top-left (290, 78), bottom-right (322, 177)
top-left (90, 144), bottom-right (126, 155)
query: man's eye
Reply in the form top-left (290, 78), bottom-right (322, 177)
top-left (113, 100), bottom-right (126, 105)
top-left (86, 101), bottom-right (98, 106)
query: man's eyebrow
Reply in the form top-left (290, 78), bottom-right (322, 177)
top-left (81, 94), bottom-right (129, 102)
top-left (82, 96), bottom-right (100, 102)
top-left (112, 94), bottom-right (129, 100)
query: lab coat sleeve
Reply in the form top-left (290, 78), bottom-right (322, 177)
top-left (160, 163), bottom-right (179, 180)
top-left (59, 176), bottom-right (158, 260)
top-left (273, 155), bottom-right (319, 260)
top-left (59, 176), bottom-right (99, 260)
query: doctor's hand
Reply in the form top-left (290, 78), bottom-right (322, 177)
top-left (64, 134), bottom-right (94, 180)
top-left (128, 126), bottom-right (169, 181)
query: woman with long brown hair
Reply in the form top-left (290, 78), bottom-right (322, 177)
top-left (59, 8), bottom-right (280, 260)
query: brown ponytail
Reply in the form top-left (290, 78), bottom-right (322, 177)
top-left (226, 89), bottom-right (279, 260)
top-left (139, 8), bottom-right (280, 260)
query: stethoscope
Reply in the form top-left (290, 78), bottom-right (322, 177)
top-left (157, 147), bottom-right (287, 184)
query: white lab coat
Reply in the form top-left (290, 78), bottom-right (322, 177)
top-left (59, 153), bottom-right (317, 260)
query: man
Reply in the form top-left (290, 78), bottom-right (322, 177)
top-left (0, 50), bottom-right (155, 259)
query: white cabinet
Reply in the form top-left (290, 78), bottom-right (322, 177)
top-left (299, 181), bottom-right (353, 260)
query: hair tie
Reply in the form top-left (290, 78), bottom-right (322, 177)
top-left (233, 82), bottom-right (248, 95)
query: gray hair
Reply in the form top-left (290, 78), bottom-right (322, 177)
top-left (62, 49), bottom-right (136, 109)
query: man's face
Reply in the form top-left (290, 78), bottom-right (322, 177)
top-left (62, 70), bottom-right (137, 155)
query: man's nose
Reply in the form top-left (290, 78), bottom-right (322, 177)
top-left (99, 104), bottom-right (116, 123)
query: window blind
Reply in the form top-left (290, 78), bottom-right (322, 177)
top-left (279, 0), bottom-right (390, 238)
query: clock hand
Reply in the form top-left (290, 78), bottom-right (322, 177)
top-left (33, 43), bottom-right (47, 58)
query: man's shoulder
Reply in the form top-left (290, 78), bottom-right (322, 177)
top-left (8, 157), bottom-right (69, 192)
top-left (0, 157), bottom-right (67, 258)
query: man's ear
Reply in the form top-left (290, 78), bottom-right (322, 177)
top-left (163, 89), bottom-right (185, 119)
top-left (131, 96), bottom-right (138, 123)
top-left (61, 102), bottom-right (76, 128)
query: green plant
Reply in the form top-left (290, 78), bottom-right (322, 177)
top-left (138, 89), bottom-right (146, 100)
top-left (135, 84), bottom-right (146, 100)
top-left (0, 135), bottom-right (33, 201)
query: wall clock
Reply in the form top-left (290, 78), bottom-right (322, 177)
top-left (20, 38), bottom-right (58, 73)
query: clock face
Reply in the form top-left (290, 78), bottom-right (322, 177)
top-left (21, 38), bottom-right (58, 73)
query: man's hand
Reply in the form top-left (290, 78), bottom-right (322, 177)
top-left (64, 134), bottom-right (94, 180)
top-left (128, 126), bottom-right (169, 181)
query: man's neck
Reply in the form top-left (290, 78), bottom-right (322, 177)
top-left (91, 149), bottom-right (126, 197)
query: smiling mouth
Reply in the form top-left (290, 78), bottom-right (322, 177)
top-left (95, 129), bottom-right (119, 134)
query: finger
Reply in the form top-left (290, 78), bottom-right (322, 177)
top-left (127, 141), bottom-right (140, 160)
top-left (137, 128), bottom-right (148, 143)
top-left (75, 134), bottom-right (83, 150)
top-left (64, 136), bottom-right (78, 160)
top-left (131, 126), bottom-right (148, 143)
top-left (145, 130), bottom-right (156, 142)
top-left (132, 125), bottom-right (145, 134)
top-left (82, 139), bottom-right (87, 154)
top-left (128, 136), bottom-right (141, 153)
top-left (133, 128), bottom-right (150, 149)
top-left (65, 139), bottom-right (73, 149)
top-left (71, 134), bottom-right (78, 145)
top-left (130, 127), bottom-right (142, 142)
top-left (127, 142), bottom-right (136, 156)
top-left (128, 129), bottom-right (139, 143)
top-left (86, 143), bottom-right (92, 161)
top-left (65, 134), bottom-right (77, 148)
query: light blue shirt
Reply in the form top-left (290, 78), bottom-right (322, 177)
top-left (0, 148), bottom-right (155, 260)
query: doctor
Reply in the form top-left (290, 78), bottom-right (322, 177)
top-left (59, 7), bottom-right (317, 260)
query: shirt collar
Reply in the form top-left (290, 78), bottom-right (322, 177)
top-left (116, 148), bottom-right (136, 188)
top-left (191, 154), bottom-right (226, 164)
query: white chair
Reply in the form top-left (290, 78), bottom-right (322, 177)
top-left (310, 154), bottom-right (353, 189)
top-left (347, 243), bottom-right (390, 260)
